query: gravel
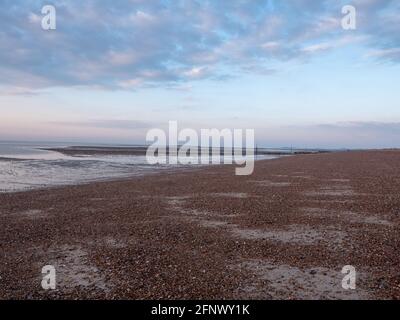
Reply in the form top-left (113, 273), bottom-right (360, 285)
top-left (0, 150), bottom-right (399, 299)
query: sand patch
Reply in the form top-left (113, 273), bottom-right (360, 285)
top-left (193, 217), bottom-right (346, 246)
top-left (164, 196), bottom-right (192, 200)
top-left (361, 216), bottom-right (393, 226)
top-left (80, 207), bottom-right (97, 213)
top-left (42, 245), bottom-right (110, 293)
top-left (305, 185), bottom-right (355, 197)
top-left (306, 199), bottom-right (356, 204)
top-left (230, 224), bottom-right (345, 245)
top-left (167, 199), bottom-right (186, 208)
top-left (301, 207), bottom-right (329, 215)
top-left (164, 196), bottom-right (214, 216)
top-left (199, 220), bottom-right (230, 228)
top-left (342, 211), bottom-right (394, 227)
top-left (329, 179), bottom-right (350, 183)
top-left (103, 237), bottom-right (127, 249)
top-left (250, 180), bottom-right (291, 187)
top-left (181, 209), bottom-right (211, 216)
top-left (301, 207), bottom-right (393, 227)
top-left (18, 209), bottom-right (48, 219)
top-left (237, 259), bottom-right (369, 300)
top-left (210, 192), bottom-right (249, 199)
top-left (165, 196), bottom-right (190, 210)
top-left (215, 213), bottom-right (242, 218)
top-left (292, 175), bottom-right (313, 179)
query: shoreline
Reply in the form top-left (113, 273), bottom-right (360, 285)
top-left (0, 151), bottom-right (281, 194)
top-left (0, 164), bottom-right (208, 195)
top-left (43, 145), bottom-right (328, 157)
top-left (0, 150), bottom-right (399, 299)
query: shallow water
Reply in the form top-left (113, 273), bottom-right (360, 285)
top-left (0, 142), bottom-right (175, 192)
top-left (0, 142), bottom-right (278, 193)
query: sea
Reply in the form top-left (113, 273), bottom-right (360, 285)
top-left (0, 141), bottom-right (280, 193)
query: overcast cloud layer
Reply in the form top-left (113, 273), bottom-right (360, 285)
top-left (1, 0), bottom-right (399, 92)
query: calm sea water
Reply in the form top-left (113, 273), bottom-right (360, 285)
top-left (0, 141), bottom-right (278, 193)
top-left (0, 142), bottom-right (175, 193)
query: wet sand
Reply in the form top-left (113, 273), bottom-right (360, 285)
top-left (0, 151), bottom-right (399, 300)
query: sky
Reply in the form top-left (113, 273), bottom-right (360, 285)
top-left (0, 0), bottom-right (399, 148)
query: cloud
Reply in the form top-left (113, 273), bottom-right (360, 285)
top-left (366, 48), bottom-right (400, 61)
top-left (50, 119), bottom-right (156, 130)
top-left (0, 0), bottom-right (399, 93)
top-left (0, 86), bottom-right (40, 96)
top-left (277, 121), bottom-right (400, 148)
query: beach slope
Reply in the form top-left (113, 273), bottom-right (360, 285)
top-left (0, 151), bottom-right (399, 299)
